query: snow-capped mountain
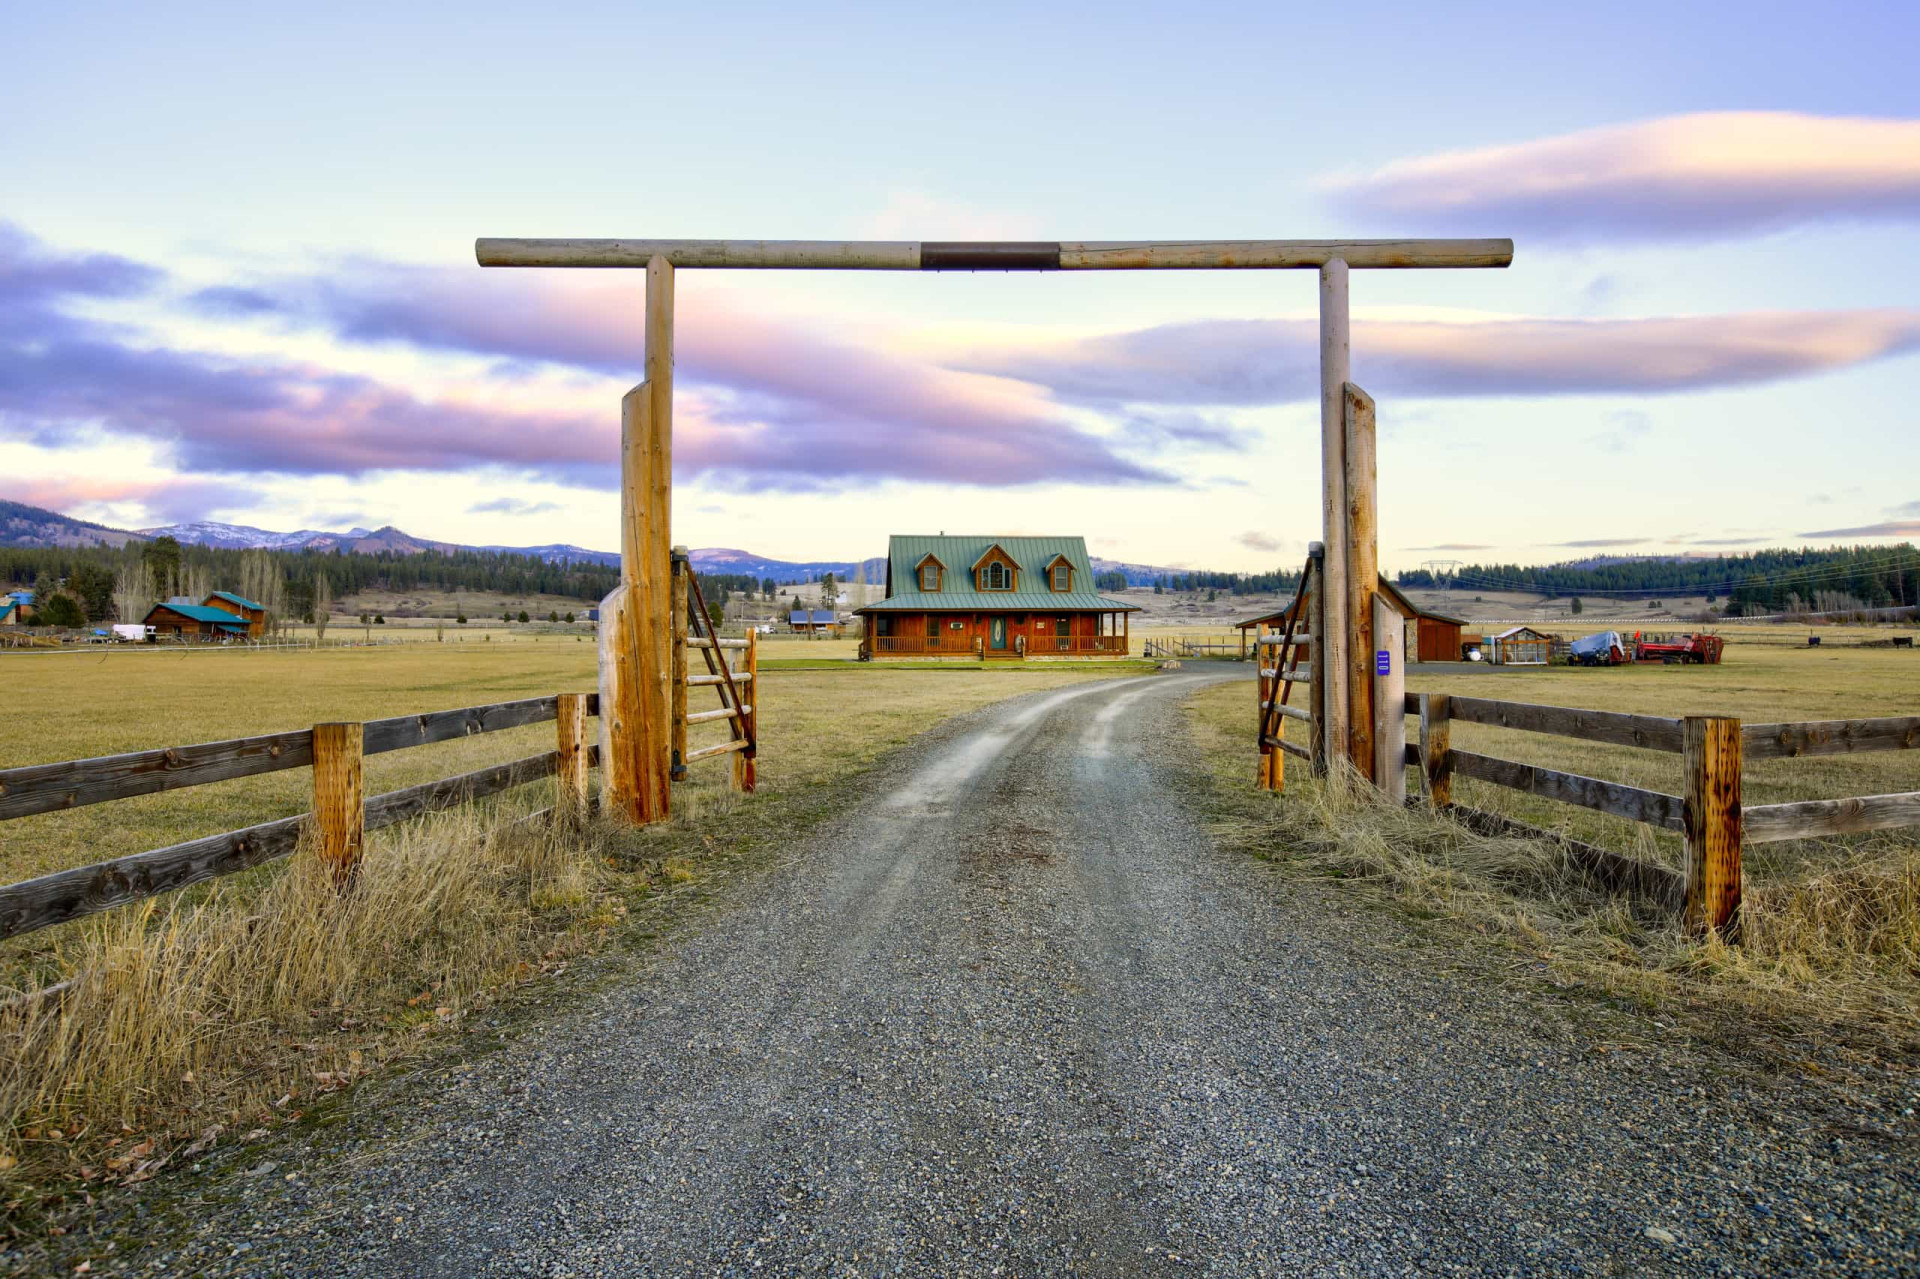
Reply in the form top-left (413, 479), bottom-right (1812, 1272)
top-left (137, 520), bottom-right (376, 551)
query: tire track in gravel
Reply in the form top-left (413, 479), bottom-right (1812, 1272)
top-left (120, 667), bottom-right (1918, 1277)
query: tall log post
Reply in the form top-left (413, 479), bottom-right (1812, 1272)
top-left (555, 692), bottom-right (590, 823)
top-left (1420, 693), bottom-right (1452, 809)
top-left (1307, 542), bottom-right (1327, 776)
top-left (311, 721), bottom-right (364, 888)
top-left (734, 628), bottom-right (758, 793)
top-left (1683, 715), bottom-right (1743, 934)
top-left (670, 547), bottom-right (689, 781)
top-left (642, 256), bottom-right (674, 808)
top-left (1344, 382), bottom-right (1378, 783)
top-left (1318, 261), bottom-right (1350, 783)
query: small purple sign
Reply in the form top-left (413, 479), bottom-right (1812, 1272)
top-left (1376, 649), bottom-right (1391, 676)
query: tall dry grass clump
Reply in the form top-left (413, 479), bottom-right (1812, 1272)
top-left (0, 802), bottom-right (613, 1185)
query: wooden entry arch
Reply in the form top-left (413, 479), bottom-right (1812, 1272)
top-left (476, 237), bottom-right (1514, 823)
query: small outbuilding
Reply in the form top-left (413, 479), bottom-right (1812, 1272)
top-left (788, 609), bottom-right (840, 635)
top-left (1486, 625), bottom-right (1553, 666)
top-left (144, 601), bottom-right (250, 641)
top-left (1233, 577), bottom-right (1467, 663)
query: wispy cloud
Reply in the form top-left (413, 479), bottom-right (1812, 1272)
top-left (1549, 538), bottom-right (1647, 548)
top-left (5, 225), bottom-right (1174, 494)
top-left (1403, 543), bottom-right (1494, 552)
top-left (1324, 111), bottom-right (1920, 243)
top-left (470, 496), bottom-right (561, 517)
top-left (961, 310), bottom-right (1920, 406)
top-left (1797, 520), bottom-right (1920, 539)
top-left (1235, 531), bottom-right (1282, 553)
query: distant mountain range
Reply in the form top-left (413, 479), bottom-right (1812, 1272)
top-left (2, 500), bottom-right (1216, 586)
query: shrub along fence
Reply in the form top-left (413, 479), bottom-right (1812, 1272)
top-left (0, 694), bottom-right (600, 942)
top-left (1411, 694), bottom-right (1920, 932)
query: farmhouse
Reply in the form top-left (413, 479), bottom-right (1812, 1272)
top-left (1234, 577), bottom-right (1466, 662)
top-left (144, 600), bottom-right (250, 641)
top-left (202, 590), bottom-right (268, 637)
top-left (0, 591), bottom-right (33, 625)
top-left (856, 535), bottom-right (1137, 659)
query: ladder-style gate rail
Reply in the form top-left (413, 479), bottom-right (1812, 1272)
top-left (670, 549), bottom-right (758, 791)
top-left (475, 236), bottom-right (1514, 827)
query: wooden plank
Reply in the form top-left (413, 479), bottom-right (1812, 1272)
top-left (1420, 693), bottom-right (1452, 809)
top-left (1256, 625), bottom-right (1278, 792)
top-left (686, 637), bottom-right (749, 650)
top-left (362, 697), bottom-right (559, 755)
top-left (1450, 750), bottom-right (1685, 830)
top-left (475, 237), bottom-right (1515, 271)
top-left (362, 752), bottom-right (558, 830)
top-left (1373, 591), bottom-right (1405, 803)
top-left (1743, 716), bottom-right (1920, 759)
top-left (1447, 696), bottom-right (1685, 753)
top-left (1443, 803), bottom-right (1684, 910)
top-left (642, 255), bottom-right (674, 819)
top-left (555, 692), bottom-right (590, 822)
top-left (0, 813), bottom-right (307, 941)
top-left (686, 705), bottom-right (747, 725)
top-left (1308, 549), bottom-right (1326, 775)
top-left (1279, 666), bottom-right (1313, 682)
top-left (1682, 717), bottom-right (1743, 934)
top-left (684, 738), bottom-right (750, 764)
top-left (311, 722), bottom-right (363, 888)
top-left (0, 729), bottom-right (312, 821)
top-left (1262, 736), bottom-right (1312, 761)
top-left (1744, 791), bottom-right (1920, 843)
top-left (1262, 703), bottom-right (1311, 723)
top-left (1345, 381), bottom-right (1378, 782)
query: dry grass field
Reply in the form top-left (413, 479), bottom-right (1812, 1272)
top-left (1183, 633), bottom-right (1920, 1054)
top-left (0, 644), bottom-right (1136, 1210)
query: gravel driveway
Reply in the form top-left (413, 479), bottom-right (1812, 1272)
top-left (115, 670), bottom-right (1916, 1275)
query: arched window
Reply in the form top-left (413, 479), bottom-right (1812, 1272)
top-left (982, 562), bottom-right (1011, 590)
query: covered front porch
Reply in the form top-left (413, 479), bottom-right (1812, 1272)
top-left (862, 609), bottom-right (1133, 659)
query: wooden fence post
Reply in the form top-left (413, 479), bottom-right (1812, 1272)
top-left (1256, 625), bottom-right (1276, 790)
top-left (1307, 543), bottom-right (1327, 776)
top-left (311, 721), bottom-right (363, 888)
top-left (671, 547), bottom-right (689, 781)
top-left (556, 693), bottom-right (590, 823)
top-left (1419, 692), bottom-right (1451, 809)
top-left (1344, 382), bottom-right (1378, 783)
top-left (1683, 715), bottom-right (1743, 934)
top-left (733, 628), bottom-right (758, 793)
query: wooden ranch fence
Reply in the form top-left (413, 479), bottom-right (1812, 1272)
top-left (1409, 695), bottom-right (1920, 932)
top-left (0, 693), bottom-right (602, 942)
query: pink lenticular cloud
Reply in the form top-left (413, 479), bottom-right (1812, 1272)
top-left (962, 310), bottom-right (1920, 405)
top-left (1326, 111), bottom-right (1920, 242)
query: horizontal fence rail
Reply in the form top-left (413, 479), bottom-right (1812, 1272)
top-left (0, 694), bottom-right (600, 941)
top-left (0, 695), bottom-right (596, 822)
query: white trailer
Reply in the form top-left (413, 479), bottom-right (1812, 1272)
top-left (112, 624), bottom-right (156, 643)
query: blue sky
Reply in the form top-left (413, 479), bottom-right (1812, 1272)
top-left (3, 0), bottom-right (1917, 570)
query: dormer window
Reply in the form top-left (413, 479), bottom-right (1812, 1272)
top-left (981, 562), bottom-right (1012, 590)
top-left (1051, 565), bottom-right (1070, 591)
top-left (920, 564), bottom-right (939, 591)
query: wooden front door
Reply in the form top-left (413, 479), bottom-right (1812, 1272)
top-left (989, 616), bottom-right (1008, 650)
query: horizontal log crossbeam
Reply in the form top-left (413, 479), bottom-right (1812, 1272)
top-left (1449, 750), bottom-right (1686, 831)
top-left (477, 238), bottom-right (1515, 272)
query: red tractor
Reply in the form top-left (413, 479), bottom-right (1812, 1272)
top-left (1631, 632), bottom-right (1724, 664)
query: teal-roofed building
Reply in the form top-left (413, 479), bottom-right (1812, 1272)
top-left (144, 601), bottom-right (250, 641)
top-left (854, 535), bottom-right (1138, 659)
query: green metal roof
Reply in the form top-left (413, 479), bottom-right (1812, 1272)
top-left (855, 535), bottom-right (1138, 613)
top-left (149, 603), bottom-right (249, 628)
top-left (207, 590), bottom-right (265, 611)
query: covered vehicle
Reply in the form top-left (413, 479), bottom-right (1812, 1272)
top-left (1570, 630), bottom-right (1627, 666)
